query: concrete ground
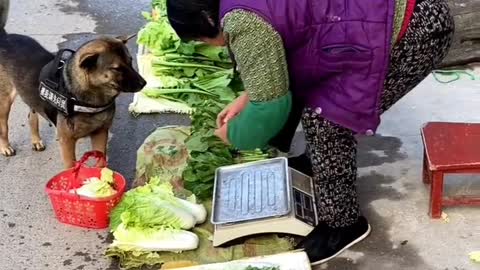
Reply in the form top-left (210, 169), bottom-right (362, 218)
top-left (0, 1), bottom-right (479, 270)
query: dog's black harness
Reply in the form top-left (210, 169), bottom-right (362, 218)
top-left (39, 49), bottom-right (114, 118)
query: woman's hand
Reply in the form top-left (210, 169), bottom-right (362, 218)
top-left (214, 93), bottom-right (248, 144)
top-left (214, 124), bottom-right (229, 144)
top-left (216, 92), bottom-right (249, 128)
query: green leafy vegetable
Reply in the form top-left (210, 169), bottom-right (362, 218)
top-left (233, 149), bottom-right (273, 163)
top-left (111, 224), bottom-right (199, 252)
top-left (117, 193), bottom-right (196, 230)
top-left (136, 0), bottom-right (237, 109)
top-left (181, 98), bottom-right (277, 199)
top-left (108, 178), bottom-right (208, 260)
top-left (147, 178), bottom-right (207, 224)
top-left (182, 99), bottom-right (235, 199)
top-left (143, 87), bottom-right (216, 98)
top-left (110, 179), bottom-right (206, 232)
top-left (137, 20), bottom-right (179, 55)
top-left (107, 198), bottom-right (295, 269)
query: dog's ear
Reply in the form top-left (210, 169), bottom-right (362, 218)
top-left (79, 53), bottom-right (99, 70)
top-left (116, 34), bottom-right (137, 44)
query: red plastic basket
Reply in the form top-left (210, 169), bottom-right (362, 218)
top-left (45, 151), bottom-right (126, 229)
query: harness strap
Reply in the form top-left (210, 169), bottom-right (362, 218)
top-left (39, 49), bottom-right (114, 118)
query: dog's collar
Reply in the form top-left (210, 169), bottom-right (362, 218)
top-left (39, 49), bottom-right (115, 116)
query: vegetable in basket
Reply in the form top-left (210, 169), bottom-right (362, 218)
top-left (69, 168), bottom-right (117, 198)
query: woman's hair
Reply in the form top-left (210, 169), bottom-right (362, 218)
top-left (166, 0), bottom-right (221, 41)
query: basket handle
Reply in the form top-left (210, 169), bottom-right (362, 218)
top-left (70, 151), bottom-right (107, 189)
top-left (76, 151), bottom-right (107, 167)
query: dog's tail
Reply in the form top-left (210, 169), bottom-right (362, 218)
top-left (0, 0), bottom-right (9, 30)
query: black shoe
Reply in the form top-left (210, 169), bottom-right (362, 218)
top-left (295, 221), bottom-right (330, 250)
top-left (288, 154), bottom-right (313, 176)
top-left (298, 216), bottom-right (371, 265)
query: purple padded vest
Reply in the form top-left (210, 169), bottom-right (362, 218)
top-left (220, 0), bottom-right (395, 135)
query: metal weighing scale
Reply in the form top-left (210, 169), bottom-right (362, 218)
top-left (211, 157), bottom-right (319, 247)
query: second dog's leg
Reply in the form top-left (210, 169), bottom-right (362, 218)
top-left (90, 128), bottom-right (108, 167)
top-left (28, 110), bottom-right (45, 151)
top-left (0, 89), bottom-right (15, 156)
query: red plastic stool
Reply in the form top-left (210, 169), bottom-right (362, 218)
top-left (421, 122), bottom-right (480, 218)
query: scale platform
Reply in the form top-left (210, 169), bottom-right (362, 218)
top-left (212, 157), bottom-right (318, 247)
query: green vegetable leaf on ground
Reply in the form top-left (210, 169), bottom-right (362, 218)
top-left (111, 224), bottom-right (199, 253)
top-left (109, 180), bottom-right (207, 232)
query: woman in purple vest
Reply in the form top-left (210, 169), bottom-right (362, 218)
top-left (167, 0), bottom-right (454, 264)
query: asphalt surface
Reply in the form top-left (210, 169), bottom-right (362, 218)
top-left (1, 1), bottom-right (480, 270)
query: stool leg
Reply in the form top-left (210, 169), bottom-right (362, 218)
top-left (430, 171), bottom-right (444, 219)
top-left (422, 151), bottom-right (431, 184)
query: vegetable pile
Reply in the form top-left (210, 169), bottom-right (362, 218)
top-left (181, 99), bottom-right (236, 198)
top-left (137, 0), bottom-right (274, 200)
top-left (109, 177), bottom-right (207, 253)
top-left (182, 99), bottom-right (276, 199)
top-left (137, 0), bottom-right (237, 108)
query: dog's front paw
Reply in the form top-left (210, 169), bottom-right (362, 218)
top-left (0, 145), bottom-right (16, 156)
top-left (32, 141), bottom-right (46, 152)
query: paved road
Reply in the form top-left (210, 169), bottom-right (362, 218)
top-left (1, 1), bottom-right (480, 270)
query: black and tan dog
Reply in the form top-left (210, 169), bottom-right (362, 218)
top-left (0, 0), bottom-right (146, 168)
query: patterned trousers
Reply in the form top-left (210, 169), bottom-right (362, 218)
top-left (302, 0), bottom-right (455, 228)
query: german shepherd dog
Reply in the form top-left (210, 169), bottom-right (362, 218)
top-left (0, 0), bottom-right (146, 168)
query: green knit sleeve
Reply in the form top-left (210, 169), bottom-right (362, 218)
top-left (393, 0), bottom-right (407, 44)
top-left (222, 10), bottom-right (289, 102)
top-left (220, 10), bottom-right (291, 150)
